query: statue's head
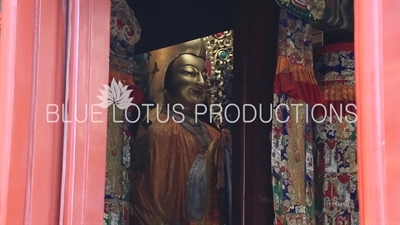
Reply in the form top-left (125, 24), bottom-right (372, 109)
top-left (132, 39), bottom-right (208, 172)
top-left (163, 53), bottom-right (208, 108)
top-left (148, 38), bottom-right (207, 111)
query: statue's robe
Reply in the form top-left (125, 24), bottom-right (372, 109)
top-left (132, 110), bottom-right (231, 225)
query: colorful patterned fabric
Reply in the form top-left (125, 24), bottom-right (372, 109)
top-left (110, 0), bottom-right (141, 46)
top-left (105, 1), bottom-right (143, 224)
top-left (272, 95), bottom-right (316, 225)
top-left (104, 199), bottom-right (131, 225)
top-left (313, 43), bottom-right (359, 225)
top-left (109, 0), bottom-right (141, 75)
top-left (203, 30), bottom-right (234, 130)
top-left (271, 8), bottom-right (324, 225)
top-left (105, 72), bottom-right (143, 225)
top-left (105, 106), bottom-right (124, 200)
top-left (274, 9), bottom-right (324, 107)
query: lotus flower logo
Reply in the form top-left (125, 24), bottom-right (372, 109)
top-left (97, 78), bottom-right (134, 110)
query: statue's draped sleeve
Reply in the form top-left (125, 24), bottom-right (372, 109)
top-left (200, 129), bottom-right (232, 225)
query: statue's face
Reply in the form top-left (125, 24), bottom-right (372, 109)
top-left (166, 54), bottom-right (207, 107)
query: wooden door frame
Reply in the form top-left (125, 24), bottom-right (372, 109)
top-left (59, 0), bottom-right (110, 224)
top-left (0, 0), bottom-right (68, 223)
top-left (232, 2), bottom-right (280, 224)
top-left (355, 0), bottom-right (400, 223)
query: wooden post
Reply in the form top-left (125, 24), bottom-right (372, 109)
top-left (0, 0), bottom-right (67, 223)
top-left (355, 0), bottom-right (400, 223)
top-left (59, 0), bottom-right (110, 224)
top-left (232, 1), bottom-right (280, 224)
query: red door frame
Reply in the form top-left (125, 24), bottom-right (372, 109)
top-left (0, 0), bottom-right (110, 224)
top-left (59, 0), bottom-right (110, 224)
top-left (1, 0), bottom-right (399, 224)
top-left (0, 0), bottom-right (67, 224)
top-left (355, 1), bottom-right (400, 223)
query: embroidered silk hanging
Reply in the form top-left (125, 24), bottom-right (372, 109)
top-left (271, 8), bottom-right (324, 225)
top-left (104, 0), bottom-right (144, 224)
top-left (313, 43), bottom-right (359, 225)
top-left (203, 30), bottom-right (234, 130)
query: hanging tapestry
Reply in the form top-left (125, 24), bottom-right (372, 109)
top-left (109, 0), bottom-right (142, 75)
top-left (275, 0), bottom-right (326, 23)
top-left (105, 71), bottom-right (144, 225)
top-left (203, 30), bottom-right (234, 130)
top-left (313, 43), bottom-right (359, 225)
top-left (110, 0), bottom-right (141, 48)
top-left (105, 0), bottom-right (144, 224)
top-left (271, 8), bottom-right (324, 225)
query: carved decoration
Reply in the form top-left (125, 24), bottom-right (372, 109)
top-left (203, 30), bottom-right (234, 129)
top-left (275, 0), bottom-right (326, 22)
top-left (324, 0), bottom-right (354, 32)
top-left (314, 0), bottom-right (354, 32)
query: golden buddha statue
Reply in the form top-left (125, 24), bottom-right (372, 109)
top-left (131, 39), bottom-right (232, 225)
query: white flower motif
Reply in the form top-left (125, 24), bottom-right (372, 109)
top-left (97, 78), bottom-right (134, 110)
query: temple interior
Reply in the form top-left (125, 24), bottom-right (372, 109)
top-left (104, 0), bottom-right (356, 224)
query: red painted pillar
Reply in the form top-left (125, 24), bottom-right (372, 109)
top-left (59, 0), bottom-right (110, 224)
top-left (355, 0), bottom-right (400, 224)
top-left (0, 0), bottom-right (67, 224)
top-left (0, 0), bottom-right (110, 224)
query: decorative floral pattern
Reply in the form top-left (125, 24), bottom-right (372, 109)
top-left (109, 0), bottom-right (142, 75)
top-left (105, 1), bottom-right (145, 224)
top-left (313, 116), bottom-right (358, 225)
top-left (313, 46), bottom-right (359, 225)
top-left (272, 8), bottom-right (318, 225)
top-left (104, 75), bottom-right (145, 225)
top-left (105, 106), bottom-right (124, 200)
top-left (104, 199), bottom-right (130, 225)
top-left (314, 49), bottom-right (355, 87)
top-left (277, 9), bottom-right (314, 67)
top-left (110, 0), bottom-right (141, 46)
top-left (272, 95), bottom-right (316, 225)
top-left (203, 30), bottom-right (234, 130)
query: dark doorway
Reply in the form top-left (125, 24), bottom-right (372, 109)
top-left (126, 1), bottom-right (280, 224)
